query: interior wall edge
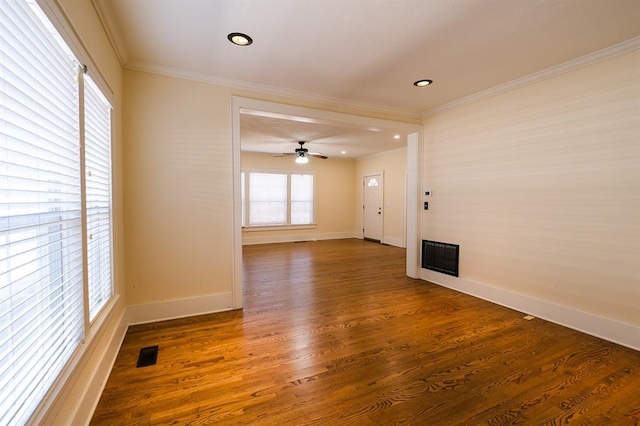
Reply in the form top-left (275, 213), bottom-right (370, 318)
top-left (420, 270), bottom-right (640, 352)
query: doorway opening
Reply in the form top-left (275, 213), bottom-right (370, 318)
top-left (232, 97), bottom-right (422, 309)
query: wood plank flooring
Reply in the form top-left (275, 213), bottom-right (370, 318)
top-left (91, 239), bottom-right (640, 425)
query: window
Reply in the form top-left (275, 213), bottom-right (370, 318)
top-left (85, 76), bottom-right (113, 321)
top-left (249, 172), bottom-right (287, 226)
top-left (242, 171), bottom-right (314, 227)
top-left (291, 173), bottom-right (313, 225)
top-left (0, 1), bottom-right (114, 424)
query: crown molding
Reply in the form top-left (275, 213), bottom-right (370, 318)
top-left (90, 0), bottom-right (638, 121)
top-left (91, 0), bottom-right (130, 66)
top-left (423, 36), bottom-right (640, 118)
top-left (124, 60), bottom-right (423, 121)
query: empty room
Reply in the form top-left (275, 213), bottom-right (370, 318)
top-left (1, 0), bottom-right (639, 425)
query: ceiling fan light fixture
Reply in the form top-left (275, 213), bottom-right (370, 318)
top-left (413, 79), bottom-right (433, 87)
top-left (295, 153), bottom-right (309, 164)
top-left (227, 32), bottom-right (253, 46)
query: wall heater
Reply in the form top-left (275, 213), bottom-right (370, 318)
top-left (422, 240), bottom-right (459, 277)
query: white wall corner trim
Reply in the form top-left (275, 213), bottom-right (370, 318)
top-left (126, 292), bottom-right (234, 326)
top-left (424, 35), bottom-right (640, 117)
top-left (420, 270), bottom-right (640, 352)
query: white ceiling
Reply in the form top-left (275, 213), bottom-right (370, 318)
top-left (95, 0), bottom-right (640, 158)
top-left (239, 109), bottom-right (411, 159)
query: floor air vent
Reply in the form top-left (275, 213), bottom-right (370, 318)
top-left (422, 240), bottom-right (459, 277)
top-left (136, 345), bottom-right (159, 368)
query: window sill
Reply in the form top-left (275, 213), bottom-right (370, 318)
top-left (242, 224), bottom-right (317, 232)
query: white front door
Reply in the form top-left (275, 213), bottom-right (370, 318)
top-left (363, 174), bottom-right (383, 241)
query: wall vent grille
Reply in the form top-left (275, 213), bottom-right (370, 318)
top-left (422, 240), bottom-right (459, 277)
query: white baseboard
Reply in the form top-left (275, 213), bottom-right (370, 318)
top-left (354, 235), bottom-right (405, 248)
top-left (126, 292), bottom-right (234, 325)
top-left (242, 232), bottom-right (355, 246)
top-left (382, 236), bottom-right (405, 248)
top-left (421, 270), bottom-right (640, 351)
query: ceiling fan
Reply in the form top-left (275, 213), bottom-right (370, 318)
top-left (276, 141), bottom-right (328, 164)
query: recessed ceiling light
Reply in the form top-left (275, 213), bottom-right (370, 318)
top-left (413, 79), bottom-right (433, 87)
top-left (341, 151), bottom-right (347, 155)
top-left (227, 32), bottom-right (253, 46)
top-left (394, 135), bottom-right (400, 139)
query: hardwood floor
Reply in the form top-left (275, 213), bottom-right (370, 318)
top-left (91, 239), bottom-right (640, 425)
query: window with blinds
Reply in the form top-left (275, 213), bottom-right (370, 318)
top-left (84, 76), bottom-right (113, 321)
top-left (291, 173), bottom-right (313, 225)
top-left (249, 172), bottom-right (288, 226)
top-left (0, 1), bottom-right (114, 424)
top-left (243, 171), bottom-right (314, 227)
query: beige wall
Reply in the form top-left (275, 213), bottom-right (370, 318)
top-left (241, 152), bottom-right (356, 244)
top-left (422, 50), bottom-right (640, 326)
top-left (355, 148), bottom-right (407, 247)
top-left (123, 70), bottom-right (235, 304)
top-left (122, 70), bottom-right (416, 304)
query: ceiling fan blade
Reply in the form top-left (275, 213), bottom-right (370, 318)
top-left (272, 141), bottom-right (328, 159)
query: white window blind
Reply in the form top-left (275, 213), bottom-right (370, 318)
top-left (84, 75), bottom-right (113, 321)
top-left (291, 173), bottom-right (313, 225)
top-left (249, 172), bottom-right (287, 226)
top-left (243, 171), bottom-right (314, 227)
top-left (1, 0), bottom-right (84, 424)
